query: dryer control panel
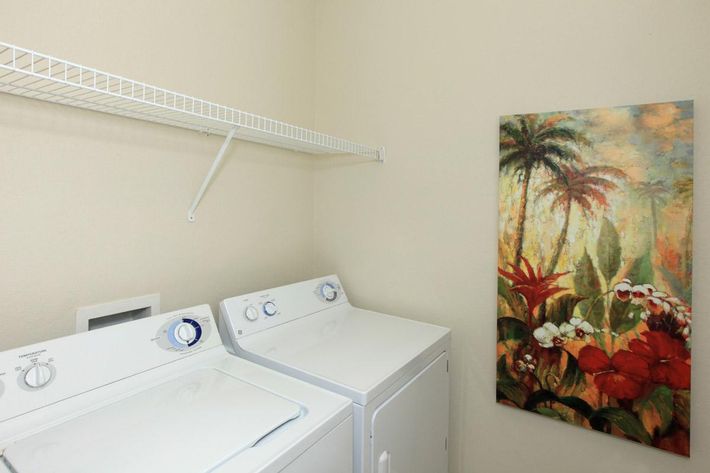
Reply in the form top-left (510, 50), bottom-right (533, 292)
top-left (0, 305), bottom-right (219, 424)
top-left (220, 275), bottom-right (349, 341)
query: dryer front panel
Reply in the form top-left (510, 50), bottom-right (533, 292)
top-left (370, 352), bottom-right (449, 473)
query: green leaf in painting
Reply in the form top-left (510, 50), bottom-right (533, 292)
top-left (523, 390), bottom-right (593, 418)
top-left (546, 294), bottom-right (587, 325)
top-left (590, 407), bottom-right (652, 444)
top-left (574, 249), bottom-right (604, 327)
top-left (496, 355), bottom-right (529, 407)
top-left (673, 390), bottom-right (691, 431)
top-left (597, 217), bottom-right (622, 285)
top-left (609, 298), bottom-right (642, 334)
top-left (496, 355), bottom-right (508, 377)
top-left (634, 386), bottom-right (673, 437)
top-left (535, 407), bottom-right (567, 422)
top-left (496, 378), bottom-right (529, 407)
top-left (560, 351), bottom-right (585, 389)
top-left (497, 317), bottom-right (531, 343)
top-left (626, 254), bottom-right (654, 285)
top-left (659, 266), bottom-right (691, 303)
top-left (497, 276), bottom-right (526, 319)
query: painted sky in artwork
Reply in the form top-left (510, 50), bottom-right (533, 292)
top-left (498, 101), bottom-right (693, 289)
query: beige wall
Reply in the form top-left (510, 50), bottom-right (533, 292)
top-left (2, 1), bottom-right (709, 472)
top-left (0, 0), bottom-right (318, 349)
top-left (313, 1), bottom-right (709, 472)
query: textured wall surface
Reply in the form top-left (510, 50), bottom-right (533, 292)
top-left (0, 0), bottom-right (317, 349)
top-left (312, 1), bottom-right (709, 472)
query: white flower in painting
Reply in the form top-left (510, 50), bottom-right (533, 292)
top-left (646, 294), bottom-right (671, 316)
top-left (560, 317), bottom-right (595, 341)
top-left (631, 284), bottom-right (655, 305)
top-left (533, 322), bottom-right (565, 348)
top-left (515, 354), bottom-right (537, 374)
top-left (613, 279), bottom-right (633, 302)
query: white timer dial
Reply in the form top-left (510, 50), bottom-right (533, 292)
top-left (174, 322), bottom-right (197, 344)
top-left (24, 363), bottom-right (53, 389)
top-left (244, 305), bottom-right (259, 321)
top-left (263, 301), bottom-right (278, 317)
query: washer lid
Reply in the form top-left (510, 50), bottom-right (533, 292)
top-left (3, 368), bottom-right (301, 473)
top-left (237, 306), bottom-right (450, 404)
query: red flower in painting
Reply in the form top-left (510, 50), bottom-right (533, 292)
top-left (498, 256), bottom-right (568, 321)
top-left (628, 331), bottom-right (691, 389)
top-left (578, 346), bottom-right (650, 399)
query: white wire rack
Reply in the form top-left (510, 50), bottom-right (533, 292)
top-left (0, 42), bottom-right (382, 158)
top-left (0, 41), bottom-right (384, 221)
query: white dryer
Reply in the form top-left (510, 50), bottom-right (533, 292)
top-left (219, 275), bottom-right (451, 473)
top-left (0, 304), bottom-right (353, 473)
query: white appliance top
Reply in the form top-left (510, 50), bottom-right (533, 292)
top-left (220, 276), bottom-right (450, 405)
top-left (0, 305), bottom-right (351, 473)
top-left (5, 369), bottom-right (300, 473)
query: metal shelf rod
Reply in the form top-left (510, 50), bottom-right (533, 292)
top-left (187, 126), bottom-right (239, 223)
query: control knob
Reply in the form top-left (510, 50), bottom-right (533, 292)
top-left (244, 305), bottom-right (259, 322)
top-left (174, 322), bottom-right (198, 345)
top-left (319, 282), bottom-right (339, 302)
top-left (24, 363), bottom-right (53, 389)
top-left (263, 301), bottom-right (278, 317)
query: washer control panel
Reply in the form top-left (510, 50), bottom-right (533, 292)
top-left (220, 275), bottom-right (348, 341)
top-left (0, 304), bottom-right (219, 424)
top-left (155, 313), bottom-right (212, 352)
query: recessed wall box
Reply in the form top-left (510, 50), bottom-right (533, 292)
top-left (75, 294), bottom-right (160, 333)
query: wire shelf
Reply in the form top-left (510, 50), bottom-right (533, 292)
top-left (0, 41), bottom-right (382, 160)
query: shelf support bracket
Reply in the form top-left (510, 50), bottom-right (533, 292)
top-left (187, 126), bottom-right (239, 222)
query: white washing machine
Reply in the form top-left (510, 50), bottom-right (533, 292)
top-left (0, 304), bottom-right (353, 473)
top-left (219, 275), bottom-right (451, 473)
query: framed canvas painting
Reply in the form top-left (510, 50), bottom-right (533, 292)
top-left (496, 101), bottom-right (693, 456)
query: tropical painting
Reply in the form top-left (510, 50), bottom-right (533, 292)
top-left (496, 101), bottom-right (693, 456)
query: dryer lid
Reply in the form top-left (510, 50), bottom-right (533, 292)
top-left (3, 368), bottom-right (301, 473)
top-left (237, 306), bottom-right (450, 403)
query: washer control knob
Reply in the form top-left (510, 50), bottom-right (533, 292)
top-left (263, 301), bottom-right (278, 317)
top-left (174, 322), bottom-right (197, 344)
top-left (24, 363), bottom-right (53, 389)
top-left (244, 305), bottom-right (259, 321)
top-left (320, 282), bottom-right (339, 302)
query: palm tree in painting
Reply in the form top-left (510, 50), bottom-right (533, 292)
top-left (635, 180), bottom-right (670, 251)
top-left (500, 114), bottom-right (588, 266)
top-left (674, 176), bottom-right (693, 282)
top-left (538, 164), bottom-right (626, 274)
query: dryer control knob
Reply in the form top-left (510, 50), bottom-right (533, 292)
top-left (24, 363), bottom-right (53, 389)
top-left (319, 282), bottom-right (339, 302)
top-left (263, 301), bottom-right (278, 317)
top-left (175, 322), bottom-right (197, 344)
top-left (244, 305), bottom-right (259, 321)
